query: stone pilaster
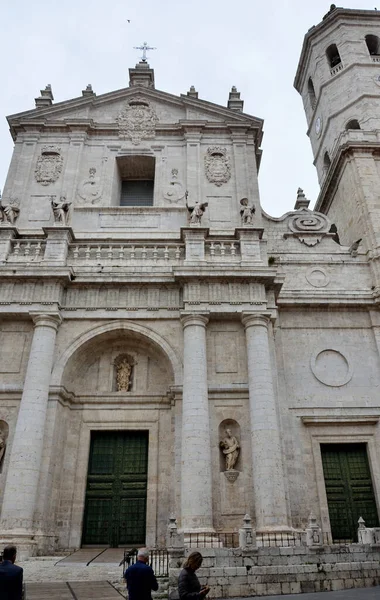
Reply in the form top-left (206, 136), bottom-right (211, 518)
top-left (180, 313), bottom-right (213, 531)
top-left (241, 313), bottom-right (288, 530)
top-left (0, 313), bottom-right (62, 543)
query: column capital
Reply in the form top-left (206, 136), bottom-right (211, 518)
top-left (241, 312), bottom-right (271, 330)
top-left (180, 312), bottom-right (209, 329)
top-left (30, 312), bottom-right (62, 331)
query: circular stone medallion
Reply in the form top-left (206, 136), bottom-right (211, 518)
top-left (306, 268), bottom-right (330, 288)
top-left (310, 348), bottom-right (353, 387)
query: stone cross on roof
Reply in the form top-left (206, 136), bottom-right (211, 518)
top-left (133, 41), bottom-right (156, 62)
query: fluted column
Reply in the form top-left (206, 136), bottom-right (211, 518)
top-left (181, 313), bottom-right (213, 531)
top-left (0, 313), bottom-right (61, 535)
top-left (242, 313), bottom-right (288, 530)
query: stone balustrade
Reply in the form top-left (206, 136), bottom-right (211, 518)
top-left (205, 240), bottom-right (240, 260)
top-left (6, 240), bottom-right (46, 263)
top-left (68, 243), bottom-right (185, 265)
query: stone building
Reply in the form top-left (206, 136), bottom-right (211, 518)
top-left (0, 6), bottom-right (380, 559)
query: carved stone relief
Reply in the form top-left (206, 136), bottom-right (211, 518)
top-left (306, 268), bottom-right (330, 288)
top-left (35, 146), bottom-right (63, 186)
top-left (204, 146), bottom-right (231, 187)
top-left (285, 209), bottom-right (330, 247)
top-left (117, 96), bottom-right (158, 144)
top-left (77, 168), bottom-right (103, 204)
top-left (163, 169), bottom-right (186, 203)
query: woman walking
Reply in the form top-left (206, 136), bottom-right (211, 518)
top-left (178, 551), bottom-right (210, 599)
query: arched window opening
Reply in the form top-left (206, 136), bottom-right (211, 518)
top-left (365, 34), bottom-right (380, 56)
top-left (326, 44), bottom-right (341, 68)
top-left (346, 119), bottom-right (361, 130)
top-left (308, 77), bottom-right (317, 110)
top-left (324, 151), bottom-right (331, 171)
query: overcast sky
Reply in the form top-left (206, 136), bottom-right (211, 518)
top-left (0, 1), bottom-right (374, 216)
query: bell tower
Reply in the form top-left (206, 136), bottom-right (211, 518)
top-left (294, 5), bottom-right (380, 256)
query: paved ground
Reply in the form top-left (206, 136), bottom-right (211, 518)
top-left (230, 586), bottom-right (380, 600)
top-left (25, 580), bottom-right (124, 599)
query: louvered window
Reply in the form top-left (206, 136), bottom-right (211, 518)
top-left (120, 180), bottom-right (154, 206)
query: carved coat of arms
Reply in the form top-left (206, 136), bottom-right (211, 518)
top-left (35, 146), bottom-right (63, 186)
top-left (117, 97), bottom-right (158, 144)
top-left (204, 146), bottom-right (231, 186)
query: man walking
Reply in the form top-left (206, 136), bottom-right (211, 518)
top-left (124, 547), bottom-right (158, 600)
top-left (0, 545), bottom-right (23, 600)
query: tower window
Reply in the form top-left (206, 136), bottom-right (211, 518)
top-left (365, 34), bottom-right (380, 56)
top-left (346, 119), bottom-right (361, 130)
top-left (117, 155), bottom-right (155, 206)
top-left (323, 151), bottom-right (331, 172)
top-left (308, 77), bottom-right (317, 110)
top-left (326, 44), bottom-right (341, 68)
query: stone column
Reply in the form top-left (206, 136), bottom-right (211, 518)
top-left (241, 313), bottom-right (288, 530)
top-left (180, 313), bottom-right (214, 531)
top-left (0, 313), bottom-right (61, 540)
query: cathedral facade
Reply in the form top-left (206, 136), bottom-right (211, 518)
top-left (1, 6), bottom-right (380, 559)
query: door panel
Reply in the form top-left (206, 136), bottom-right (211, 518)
top-left (82, 431), bottom-right (148, 547)
top-left (321, 443), bottom-right (379, 542)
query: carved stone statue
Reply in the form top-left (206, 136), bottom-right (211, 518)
top-left (240, 198), bottom-right (255, 226)
top-left (163, 169), bottom-right (186, 204)
top-left (187, 200), bottom-right (208, 226)
top-left (115, 356), bottom-right (133, 391)
top-left (0, 432), bottom-right (6, 467)
top-left (52, 196), bottom-right (71, 225)
top-left (220, 429), bottom-right (240, 471)
top-left (0, 197), bottom-right (20, 225)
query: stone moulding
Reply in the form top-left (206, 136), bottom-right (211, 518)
top-left (223, 469), bottom-right (240, 483)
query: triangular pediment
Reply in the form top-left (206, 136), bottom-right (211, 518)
top-left (7, 85), bottom-right (263, 132)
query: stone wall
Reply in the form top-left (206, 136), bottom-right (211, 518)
top-left (168, 545), bottom-right (380, 598)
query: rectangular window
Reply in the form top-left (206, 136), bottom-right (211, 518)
top-left (117, 155), bottom-right (155, 207)
top-left (120, 180), bottom-right (154, 206)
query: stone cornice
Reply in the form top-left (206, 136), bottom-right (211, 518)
top-left (315, 142), bottom-right (380, 213)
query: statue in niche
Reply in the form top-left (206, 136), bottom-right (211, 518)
top-left (51, 196), bottom-right (71, 225)
top-left (0, 432), bottom-right (6, 467)
top-left (163, 169), bottom-right (186, 204)
top-left (220, 429), bottom-right (240, 471)
top-left (186, 198), bottom-right (208, 226)
top-left (115, 354), bottom-right (134, 392)
top-left (0, 195), bottom-right (20, 225)
top-left (77, 167), bottom-right (103, 204)
top-left (240, 198), bottom-right (255, 226)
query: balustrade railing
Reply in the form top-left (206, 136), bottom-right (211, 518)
top-left (122, 548), bottom-right (169, 576)
top-left (68, 243), bottom-right (184, 264)
top-left (256, 531), bottom-right (305, 547)
top-left (330, 62), bottom-right (344, 76)
top-left (7, 240), bottom-right (46, 263)
top-left (205, 240), bottom-right (240, 260)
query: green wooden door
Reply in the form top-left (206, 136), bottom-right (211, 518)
top-left (321, 443), bottom-right (379, 542)
top-left (82, 431), bottom-right (148, 547)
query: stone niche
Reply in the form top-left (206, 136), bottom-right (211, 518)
top-left (62, 328), bottom-right (174, 396)
top-left (218, 419), bottom-right (246, 518)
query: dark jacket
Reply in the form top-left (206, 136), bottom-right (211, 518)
top-left (124, 559), bottom-right (158, 600)
top-left (0, 560), bottom-right (23, 600)
top-left (178, 567), bottom-right (202, 600)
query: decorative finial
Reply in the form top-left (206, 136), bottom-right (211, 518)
top-left (187, 85), bottom-right (198, 99)
top-left (228, 86), bottom-right (244, 112)
top-left (294, 187), bottom-right (310, 210)
top-left (82, 84), bottom-right (95, 97)
top-left (133, 41), bottom-right (156, 63)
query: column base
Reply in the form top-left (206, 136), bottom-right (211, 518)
top-left (0, 533), bottom-right (38, 560)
